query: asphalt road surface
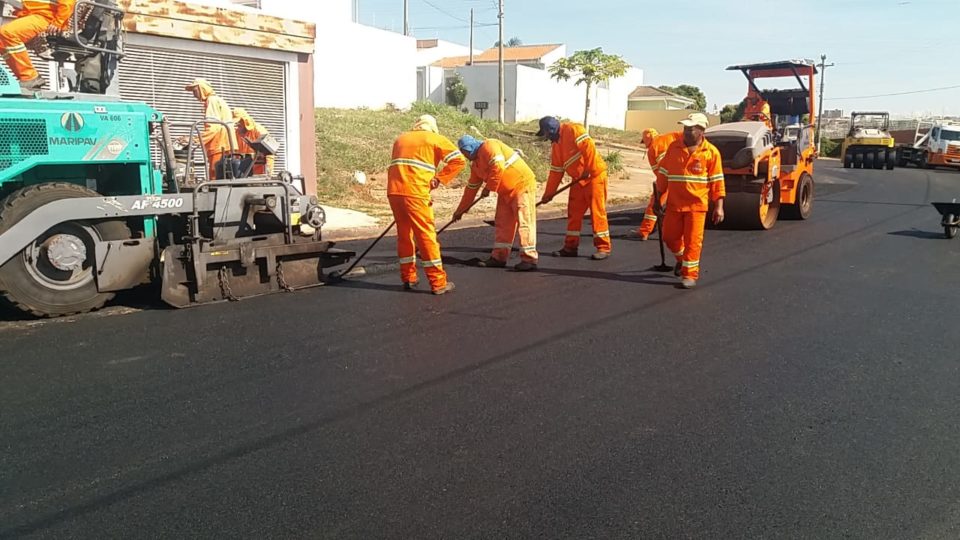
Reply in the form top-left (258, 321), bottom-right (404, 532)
top-left (3, 160), bottom-right (960, 539)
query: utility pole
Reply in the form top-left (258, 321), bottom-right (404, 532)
top-left (815, 54), bottom-right (834, 152)
top-left (468, 8), bottom-right (474, 65)
top-left (403, 0), bottom-right (409, 36)
top-left (498, 0), bottom-right (505, 123)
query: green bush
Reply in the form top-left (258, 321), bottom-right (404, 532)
top-left (604, 150), bottom-right (624, 173)
top-left (820, 137), bottom-right (841, 158)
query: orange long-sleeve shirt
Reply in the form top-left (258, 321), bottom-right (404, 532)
top-left (656, 138), bottom-right (726, 212)
top-left (388, 130), bottom-right (466, 200)
top-left (544, 122), bottom-right (607, 199)
top-left (19, 0), bottom-right (75, 27)
top-left (455, 139), bottom-right (536, 214)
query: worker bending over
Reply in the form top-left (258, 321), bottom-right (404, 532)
top-left (635, 128), bottom-right (683, 240)
top-left (233, 107), bottom-right (275, 175)
top-left (0, 0), bottom-right (76, 91)
top-left (656, 113), bottom-right (725, 289)
top-left (453, 135), bottom-right (539, 272)
top-left (387, 114), bottom-right (466, 295)
top-left (537, 116), bottom-right (612, 260)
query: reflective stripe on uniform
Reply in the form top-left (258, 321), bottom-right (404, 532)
top-left (707, 174), bottom-right (724, 183)
top-left (549, 165), bottom-right (564, 173)
top-left (398, 255), bottom-right (416, 264)
top-left (490, 153), bottom-right (521, 168)
top-left (440, 150), bottom-right (463, 165)
top-left (682, 260), bottom-right (700, 268)
top-left (665, 174), bottom-right (709, 184)
top-left (521, 245), bottom-right (537, 253)
top-left (391, 158), bottom-right (437, 173)
top-left (642, 214), bottom-right (658, 222)
top-left (595, 231), bottom-right (610, 238)
top-left (575, 133), bottom-right (591, 145)
top-left (564, 152), bottom-right (583, 170)
top-left (566, 230), bottom-right (580, 237)
top-left (493, 242), bottom-right (513, 249)
top-left (421, 259), bottom-right (443, 268)
top-left (467, 182), bottom-right (483, 189)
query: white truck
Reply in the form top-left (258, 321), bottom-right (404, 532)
top-left (896, 119), bottom-right (960, 169)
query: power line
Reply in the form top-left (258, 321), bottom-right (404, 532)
top-left (420, 0), bottom-right (469, 23)
top-left (826, 84), bottom-right (960, 100)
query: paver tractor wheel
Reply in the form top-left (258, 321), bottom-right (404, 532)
top-left (863, 150), bottom-right (875, 170)
top-left (853, 151), bottom-right (864, 169)
top-left (723, 180), bottom-right (781, 230)
top-left (885, 148), bottom-right (896, 170)
top-left (873, 149), bottom-right (885, 170)
top-left (843, 151), bottom-right (853, 168)
top-left (0, 183), bottom-right (131, 317)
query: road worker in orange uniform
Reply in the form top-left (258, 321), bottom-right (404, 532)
top-left (232, 107), bottom-right (275, 175)
top-left (452, 135), bottom-right (539, 272)
top-left (387, 114), bottom-right (466, 295)
top-left (0, 0), bottom-right (76, 91)
top-left (656, 112), bottom-right (725, 289)
top-left (635, 128), bottom-right (683, 240)
top-left (184, 78), bottom-right (238, 180)
top-left (537, 116), bottom-right (612, 260)
top-left (744, 96), bottom-right (774, 130)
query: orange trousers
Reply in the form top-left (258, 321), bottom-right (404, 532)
top-left (563, 173), bottom-right (611, 253)
top-left (388, 194), bottom-right (447, 291)
top-left (637, 189), bottom-right (668, 237)
top-left (0, 14), bottom-right (48, 81)
top-left (662, 209), bottom-right (706, 280)
top-left (492, 188), bottom-right (538, 264)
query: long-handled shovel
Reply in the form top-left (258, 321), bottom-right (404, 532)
top-left (327, 219), bottom-right (396, 281)
top-left (650, 182), bottom-right (673, 272)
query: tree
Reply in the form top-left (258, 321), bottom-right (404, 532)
top-left (445, 73), bottom-right (467, 109)
top-left (658, 84), bottom-right (707, 112)
top-left (720, 99), bottom-right (746, 123)
top-left (493, 37), bottom-right (523, 47)
top-left (549, 48), bottom-right (630, 129)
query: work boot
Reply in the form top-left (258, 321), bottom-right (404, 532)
top-left (513, 261), bottom-right (538, 272)
top-left (432, 282), bottom-right (456, 295)
top-left (476, 257), bottom-right (507, 268)
top-left (402, 281), bottom-right (419, 291)
top-left (638, 234), bottom-right (649, 241)
top-left (590, 251), bottom-right (611, 261)
top-left (551, 248), bottom-right (578, 257)
top-left (19, 76), bottom-right (46, 92)
top-left (681, 278), bottom-right (697, 289)
top-left (674, 262), bottom-right (682, 276)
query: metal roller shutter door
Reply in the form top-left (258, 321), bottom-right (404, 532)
top-left (117, 44), bottom-right (287, 175)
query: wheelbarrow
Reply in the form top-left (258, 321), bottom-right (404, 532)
top-left (931, 200), bottom-right (960, 239)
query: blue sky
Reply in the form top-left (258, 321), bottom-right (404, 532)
top-left (357, 0), bottom-right (959, 117)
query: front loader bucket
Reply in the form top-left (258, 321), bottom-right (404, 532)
top-left (160, 242), bottom-right (354, 308)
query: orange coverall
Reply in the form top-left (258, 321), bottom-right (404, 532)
top-left (388, 130), bottom-right (466, 291)
top-left (543, 122), bottom-right (611, 254)
top-left (186, 80), bottom-right (238, 180)
top-left (0, 0), bottom-right (76, 82)
top-left (656, 138), bottom-right (725, 281)
top-left (637, 130), bottom-right (683, 238)
top-left (455, 139), bottom-right (538, 264)
top-left (233, 107), bottom-right (275, 175)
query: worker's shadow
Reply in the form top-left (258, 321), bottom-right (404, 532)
top-left (537, 267), bottom-right (678, 287)
top-left (887, 229), bottom-right (946, 240)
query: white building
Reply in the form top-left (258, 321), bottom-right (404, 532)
top-left (259, 0), bottom-right (418, 110)
top-left (431, 45), bottom-right (644, 129)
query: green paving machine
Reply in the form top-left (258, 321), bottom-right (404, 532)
top-left (0, 1), bottom-right (353, 318)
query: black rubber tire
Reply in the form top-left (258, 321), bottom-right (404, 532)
top-left (896, 148), bottom-right (908, 168)
top-left (782, 173), bottom-right (814, 220)
top-left (863, 150), bottom-right (875, 170)
top-left (873, 149), bottom-right (885, 169)
top-left (885, 148), bottom-right (896, 170)
top-left (843, 151), bottom-right (853, 168)
top-left (0, 183), bottom-right (131, 318)
top-left (945, 215), bottom-right (958, 239)
top-left (853, 151), bottom-right (864, 169)
top-left (921, 152), bottom-right (930, 169)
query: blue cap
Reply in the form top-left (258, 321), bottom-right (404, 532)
top-left (536, 116), bottom-right (560, 140)
top-left (457, 134), bottom-right (482, 159)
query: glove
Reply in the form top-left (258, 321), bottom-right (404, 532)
top-left (481, 188), bottom-right (491, 198)
top-left (429, 178), bottom-right (441, 190)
